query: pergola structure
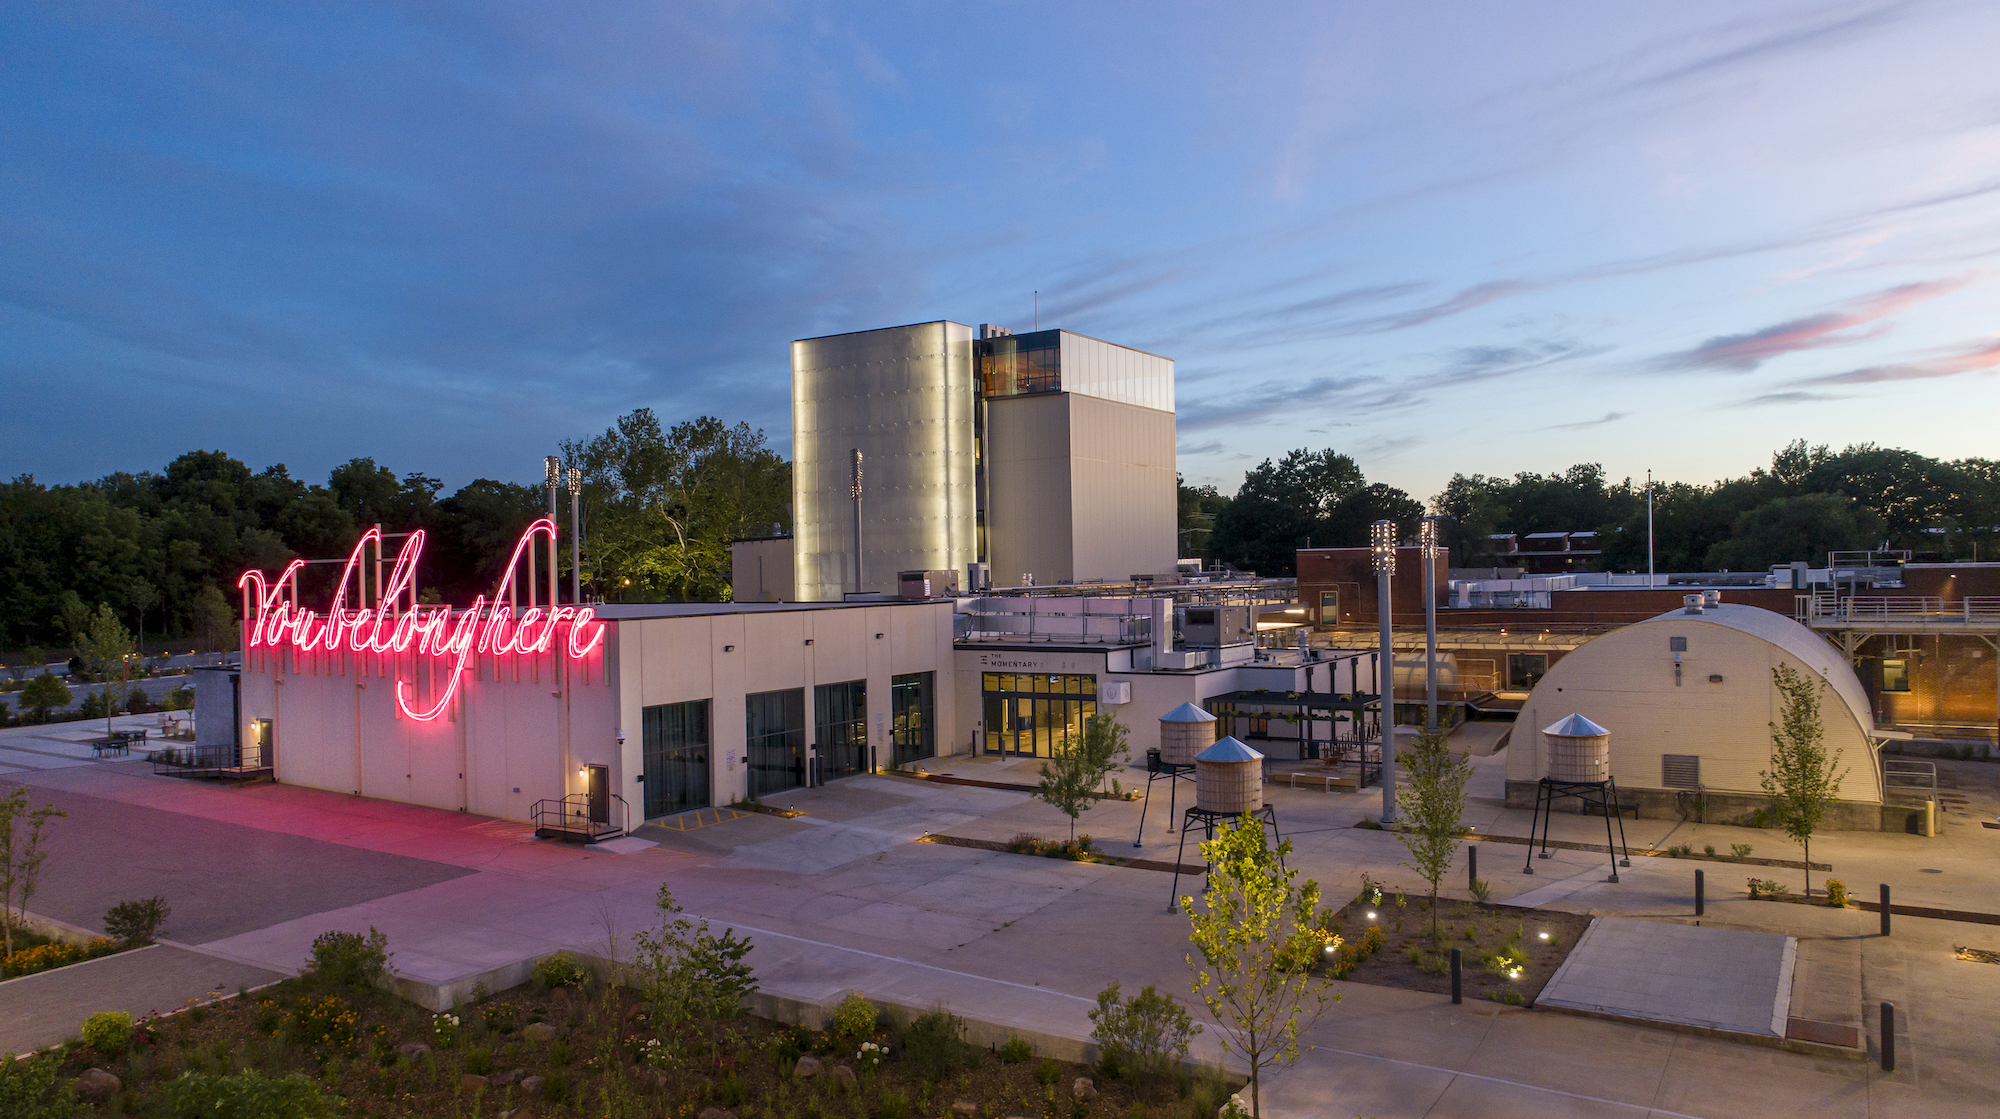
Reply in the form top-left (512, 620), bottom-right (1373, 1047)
top-left (1204, 688), bottom-right (1383, 786)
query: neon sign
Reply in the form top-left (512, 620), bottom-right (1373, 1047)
top-left (238, 519), bottom-right (605, 722)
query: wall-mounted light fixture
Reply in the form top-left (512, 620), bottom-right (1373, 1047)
top-left (804, 639), bottom-right (814, 646)
top-left (875, 633), bottom-right (884, 639)
top-left (723, 645), bottom-right (735, 652)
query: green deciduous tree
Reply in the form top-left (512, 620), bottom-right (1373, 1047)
top-left (74, 603), bottom-right (135, 735)
top-left (1210, 448), bottom-right (1421, 575)
top-left (563, 410), bottom-right (790, 602)
top-left (1760, 664), bottom-right (1846, 895)
top-left (1036, 712), bottom-right (1131, 842)
top-left (0, 787), bottom-right (66, 954)
top-left (1394, 723), bottom-right (1474, 943)
top-left (19, 673), bottom-right (70, 723)
top-left (1181, 817), bottom-right (1336, 1119)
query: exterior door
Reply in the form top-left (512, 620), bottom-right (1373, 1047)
top-left (251, 718), bottom-right (273, 769)
top-left (1318, 590), bottom-right (1340, 625)
top-left (642, 700), bottom-right (710, 819)
top-left (586, 765), bottom-right (609, 823)
top-left (815, 681), bottom-right (868, 780)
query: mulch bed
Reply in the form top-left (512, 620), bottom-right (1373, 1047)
top-left (1314, 888), bottom-right (1594, 1007)
top-left (922, 832), bottom-right (1205, 875)
top-left (36, 973), bottom-right (1239, 1118)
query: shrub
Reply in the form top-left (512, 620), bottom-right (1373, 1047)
top-left (1468, 877), bottom-right (1491, 904)
top-left (830, 990), bottom-right (877, 1038)
top-left (1824, 879), bottom-right (1850, 906)
top-left (1747, 878), bottom-right (1789, 899)
top-left (154, 1069), bottom-right (340, 1119)
top-left (463, 1047), bottom-right (492, 1075)
top-left (303, 928), bottom-right (390, 989)
top-left (1665, 844), bottom-right (1692, 858)
top-left (999, 1037), bottom-right (1033, 1064)
top-left (1089, 982), bottom-right (1198, 1093)
top-left (1731, 844), bottom-right (1754, 858)
top-left (903, 1010), bottom-right (973, 1081)
top-left (1702, 844), bottom-right (1716, 857)
top-left (164, 685), bottom-right (195, 711)
top-left (2, 938), bottom-right (116, 979)
top-left (530, 951), bottom-right (586, 989)
top-left (287, 994), bottom-right (357, 1053)
top-left (81, 1011), bottom-right (133, 1055)
top-left (104, 897), bottom-right (172, 945)
top-left (0, 1051), bottom-right (80, 1119)
top-left (878, 1088), bottom-right (911, 1119)
top-left (1035, 1057), bottom-right (1062, 1087)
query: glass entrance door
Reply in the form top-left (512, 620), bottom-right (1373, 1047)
top-left (981, 673), bottom-right (1096, 756)
top-left (642, 700), bottom-right (710, 819)
top-left (815, 680), bottom-right (868, 780)
top-left (745, 688), bottom-right (806, 797)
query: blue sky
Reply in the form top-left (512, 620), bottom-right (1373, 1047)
top-left (4, 2), bottom-right (1999, 501)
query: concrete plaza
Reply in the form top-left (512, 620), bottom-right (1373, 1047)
top-left (2, 715), bottom-right (1997, 1117)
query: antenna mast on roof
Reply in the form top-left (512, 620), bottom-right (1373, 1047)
top-left (1647, 469), bottom-right (1656, 590)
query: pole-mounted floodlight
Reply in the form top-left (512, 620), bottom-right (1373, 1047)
top-left (543, 455), bottom-right (560, 609)
top-left (1372, 519), bottom-right (1398, 822)
top-left (1420, 516), bottom-right (1440, 734)
top-left (850, 449), bottom-right (865, 594)
top-left (566, 467), bottom-right (582, 605)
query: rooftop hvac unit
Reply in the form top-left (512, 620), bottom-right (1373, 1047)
top-left (1542, 713), bottom-right (1610, 783)
top-left (1183, 605), bottom-right (1253, 647)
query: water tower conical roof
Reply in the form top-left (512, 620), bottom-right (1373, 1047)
top-left (1542, 713), bottom-right (1610, 738)
top-left (1197, 736), bottom-right (1264, 763)
top-left (1161, 702), bottom-right (1217, 723)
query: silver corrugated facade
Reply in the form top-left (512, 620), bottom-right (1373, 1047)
top-left (792, 322), bottom-right (977, 601)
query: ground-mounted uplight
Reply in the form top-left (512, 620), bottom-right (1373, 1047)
top-left (1366, 911), bottom-right (1377, 920)
top-left (1508, 968), bottom-right (1522, 979)
top-left (1538, 931), bottom-right (1550, 940)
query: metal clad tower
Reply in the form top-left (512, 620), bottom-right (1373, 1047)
top-left (791, 322), bottom-right (978, 601)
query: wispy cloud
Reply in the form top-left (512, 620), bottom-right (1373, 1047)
top-left (1792, 338), bottom-right (2000, 386)
top-left (1742, 390), bottom-right (1845, 407)
top-left (1541, 412), bottom-right (1628, 431)
top-left (1654, 278), bottom-right (1968, 372)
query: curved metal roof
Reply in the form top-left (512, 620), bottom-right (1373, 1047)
top-left (1641, 603), bottom-right (1874, 732)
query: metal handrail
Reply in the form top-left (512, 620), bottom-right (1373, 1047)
top-left (531, 792), bottom-right (628, 839)
top-left (1797, 594), bottom-right (2000, 623)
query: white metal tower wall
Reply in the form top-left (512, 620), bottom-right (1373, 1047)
top-left (791, 322), bottom-right (977, 601)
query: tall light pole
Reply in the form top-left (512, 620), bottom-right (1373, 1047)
top-left (1373, 519), bottom-right (1399, 823)
top-left (850, 449), bottom-right (865, 595)
top-left (567, 467), bottom-right (583, 604)
top-left (1421, 516), bottom-right (1440, 733)
top-left (1646, 469), bottom-right (1656, 590)
top-left (544, 455), bottom-right (561, 609)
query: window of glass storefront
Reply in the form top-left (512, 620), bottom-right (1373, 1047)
top-left (745, 689), bottom-right (806, 797)
top-left (815, 680), bottom-right (868, 780)
top-left (982, 672), bottom-right (1096, 756)
top-left (891, 672), bottom-right (935, 766)
top-left (642, 699), bottom-right (710, 819)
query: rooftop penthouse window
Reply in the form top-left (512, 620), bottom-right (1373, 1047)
top-left (977, 329), bottom-right (1062, 398)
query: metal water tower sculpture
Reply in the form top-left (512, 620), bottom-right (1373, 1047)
top-left (1168, 736), bottom-right (1284, 910)
top-left (1521, 713), bottom-right (1631, 881)
top-left (1135, 702), bottom-right (1213, 848)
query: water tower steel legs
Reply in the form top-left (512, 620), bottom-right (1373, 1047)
top-left (1134, 753), bottom-right (1195, 848)
top-left (1522, 777), bottom-right (1630, 882)
top-left (1167, 805), bottom-right (1282, 912)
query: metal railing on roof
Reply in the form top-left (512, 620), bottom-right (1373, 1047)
top-left (955, 607), bottom-right (1155, 645)
top-left (1796, 593), bottom-right (2000, 625)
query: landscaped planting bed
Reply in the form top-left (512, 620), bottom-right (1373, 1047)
top-left (6, 920), bottom-right (1241, 1119)
top-left (2, 928), bottom-right (123, 979)
top-left (1314, 885), bottom-right (1593, 1006)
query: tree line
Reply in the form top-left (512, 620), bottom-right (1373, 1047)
top-left (0, 409), bottom-right (789, 655)
top-left (1186, 440), bottom-right (2000, 576)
